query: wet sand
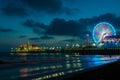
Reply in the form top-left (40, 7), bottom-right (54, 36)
top-left (60, 60), bottom-right (120, 80)
top-left (0, 56), bottom-right (120, 80)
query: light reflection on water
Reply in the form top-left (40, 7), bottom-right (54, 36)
top-left (0, 53), bottom-right (120, 80)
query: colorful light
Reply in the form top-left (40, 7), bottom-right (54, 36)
top-left (93, 22), bottom-right (116, 44)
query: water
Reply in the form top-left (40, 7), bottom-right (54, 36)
top-left (0, 53), bottom-right (120, 80)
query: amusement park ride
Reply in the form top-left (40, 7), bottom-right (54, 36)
top-left (93, 22), bottom-right (116, 44)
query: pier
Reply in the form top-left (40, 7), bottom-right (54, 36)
top-left (11, 48), bottom-right (120, 55)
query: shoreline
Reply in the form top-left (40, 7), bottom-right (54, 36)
top-left (55, 60), bottom-right (120, 80)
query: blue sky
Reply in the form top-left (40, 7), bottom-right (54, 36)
top-left (0, 0), bottom-right (120, 52)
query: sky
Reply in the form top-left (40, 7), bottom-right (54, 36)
top-left (0, 0), bottom-right (120, 52)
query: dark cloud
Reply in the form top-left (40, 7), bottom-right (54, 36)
top-left (2, 0), bottom-right (80, 17)
top-left (79, 13), bottom-right (117, 26)
top-left (63, 7), bottom-right (81, 15)
top-left (40, 36), bottom-right (54, 40)
top-left (23, 13), bottom-right (120, 36)
top-left (19, 35), bottom-right (27, 38)
top-left (0, 28), bottom-right (15, 32)
top-left (51, 13), bottom-right (120, 36)
top-left (28, 37), bottom-right (40, 41)
top-left (2, 3), bottom-right (27, 17)
top-left (77, 13), bottom-right (120, 36)
top-left (31, 28), bottom-right (43, 35)
top-left (20, 0), bottom-right (79, 15)
top-left (46, 18), bottom-right (83, 36)
top-left (21, 0), bottom-right (62, 14)
top-left (23, 19), bottom-right (47, 35)
top-left (23, 19), bottom-right (47, 29)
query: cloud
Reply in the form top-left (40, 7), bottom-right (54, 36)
top-left (23, 19), bottom-right (47, 35)
top-left (1, 0), bottom-right (80, 17)
top-left (22, 13), bottom-right (120, 36)
top-left (78, 13), bottom-right (120, 31)
top-left (40, 36), bottom-right (54, 40)
top-left (20, 0), bottom-right (79, 15)
top-left (22, 18), bottom-right (88, 36)
top-left (19, 35), bottom-right (27, 38)
top-left (46, 18), bottom-right (85, 36)
top-left (63, 7), bottom-right (81, 15)
top-left (28, 37), bottom-right (40, 41)
top-left (51, 13), bottom-right (120, 36)
top-left (20, 0), bottom-right (62, 14)
top-left (2, 3), bottom-right (27, 17)
top-left (0, 28), bottom-right (15, 32)
top-left (23, 19), bottom-right (47, 29)
top-left (79, 13), bottom-right (117, 26)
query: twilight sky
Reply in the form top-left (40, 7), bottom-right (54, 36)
top-left (0, 0), bottom-right (120, 52)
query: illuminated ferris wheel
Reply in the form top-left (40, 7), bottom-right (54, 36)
top-left (92, 22), bottom-right (116, 44)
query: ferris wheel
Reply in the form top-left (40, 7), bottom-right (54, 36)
top-left (92, 22), bottom-right (116, 44)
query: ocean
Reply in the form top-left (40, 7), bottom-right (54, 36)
top-left (0, 53), bottom-right (120, 80)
